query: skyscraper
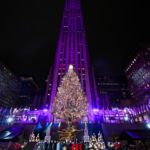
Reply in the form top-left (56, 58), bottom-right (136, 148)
top-left (96, 76), bottom-right (131, 107)
top-left (124, 41), bottom-right (150, 104)
top-left (44, 0), bottom-right (98, 122)
top-left (17, 75), bottom-right (39, 108)
top-left (0, 59), bottom-right (21, 108)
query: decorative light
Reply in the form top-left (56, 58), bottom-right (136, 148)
top-left (8, 118), bottom-right (12, 122)
top-left (58, 122), bottom-right (61, 127)
top-left (69, 65), bottom-right (73, 70)
top-left (43, 109), bottom-right (47, 111)
top-left (147, 124), bottom-right (150, 128)
top-left (106, 117), bottom-right (109, 120)
top-left (124, 117), bottom-right (128, 120)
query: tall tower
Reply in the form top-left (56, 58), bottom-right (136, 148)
top-left (44, 0), bottom-right (99, 122)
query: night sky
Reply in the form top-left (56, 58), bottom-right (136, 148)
top-left (1, 0), bottom-right (150, 91)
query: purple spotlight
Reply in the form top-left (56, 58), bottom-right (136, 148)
top-left (43, 109), bottom-right (47, 111)
top-left (23, 118), bottom-right (26, 121)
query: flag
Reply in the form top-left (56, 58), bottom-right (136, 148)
top-left (9, 106), bottom-right (13, 115)
top-left (148, 99), bottom-right (150, 107)
top-left (28, 106), bottom-right (30, 112)
top-left (16, 107), bottom-right (21, 115)
top-left (128, 107), bottom-right (132, 114)
top-left (22, 108), bottom-right (26, 116)
top-left (146, 104), bottom-right (149, 112)
top-left (19, 107), bottom-right (21, 112)
top-left (13, 108), bottom-right (17, 115)
top-left (2, 108), bottom-right (7, 114)
top-left (133, 107), bottom-right (136, 114)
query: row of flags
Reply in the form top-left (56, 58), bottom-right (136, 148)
top-left (0, 106), bottom-right (30, 116)
top-left (124, 101), bottom-right (150, 115)
top-left (109, 99), bottom-right (150, 115)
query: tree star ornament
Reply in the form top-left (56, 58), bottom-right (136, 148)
top-left (69, 64), bottom-right (73, 70)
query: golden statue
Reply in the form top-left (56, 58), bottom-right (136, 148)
top-left (58, 126), bottom-right (82, 142)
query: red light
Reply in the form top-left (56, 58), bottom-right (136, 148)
top-left (59, 68), bottom-right (61, 71)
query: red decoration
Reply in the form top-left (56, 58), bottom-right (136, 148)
top-left (13, 143), bottom-right (21, 150)
top-left (114, 143), bottom-right (120, 149)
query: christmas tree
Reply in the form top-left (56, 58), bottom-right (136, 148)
top-left (89, 132), bottom-right (106, 150)
top-left (18, 131), bottom-right (24, 144)
top-left (51, 65), bottom-right (89, 122)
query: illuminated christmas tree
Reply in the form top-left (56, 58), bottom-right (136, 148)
top-left (51, 65), bottom-right (89, 122)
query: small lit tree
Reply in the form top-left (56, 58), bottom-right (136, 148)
top-left (18, 131), bottom-right (24, 144)
top-left (51, 65), bottom-right (89, 122)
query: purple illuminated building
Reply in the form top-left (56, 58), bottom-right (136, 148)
top-left (44, 0), bottom-right (99, 122)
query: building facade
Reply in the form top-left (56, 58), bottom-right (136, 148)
top-left (124, 42), bottom-right (150, 104)
top-left (0, 59), bottom-right (21, 108)
top-left (96, 76), bottom-right (131, 107)
top-left (44, 0), bottom-right (99, 122)
top-left (31, 92), bottom-right (44, 110)
top-left (17, 76), bottom-right (39, 108)
top-left (98, 94), bottom-right (110, 110)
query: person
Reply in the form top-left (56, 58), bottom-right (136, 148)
top-left (45, 141), bottom-right (48, 150)
top-left (75, 141), bottom-right (78, 150)
top-left (60, 141), bottom-right (63, 150)
top-left (71, 142), bottom-right (75, 150)
top-left (66, 141), bottom-right (69, 150)
top-left (62, 140), bottom-right (67, 150)
top-left (69, 141), bottom-right (73, 150)
top-left (57, 141), bottom-right (60, 150)
top-left (79, 142), bottom-right (82, 150)
top-left (50, 140), bottom-right (53, 150)
top-left (54, 141), bottom-right (57, 150)
top-left (85, 142), bottom-right (89, 150)
top-left (82, 141), bottom-right (85, 150)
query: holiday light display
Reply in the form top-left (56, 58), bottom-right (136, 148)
top-left (89, 132), bottom-right (105, 149)
top-left (51, 65), bottom-right (89, 121)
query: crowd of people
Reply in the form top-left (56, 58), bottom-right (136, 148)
top-left (37, 140), bottom-right (89, 150)
top-left (108, 140), bottom-right (150, 150)
top-left (0, 145), bottom-right (7, 150)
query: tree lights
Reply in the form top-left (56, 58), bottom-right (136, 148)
top-left (51, 65), bottom-right (89, 122)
